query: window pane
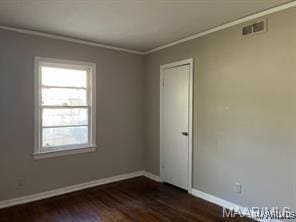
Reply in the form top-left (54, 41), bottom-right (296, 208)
top-left (42, 126), bottom-right (88, 148)
top-left (41, 66), bottom-right (87, 88)
top-left (42, 88), bottom-right (87, 106)
top-left (43, 108), bottom-right (88, 127)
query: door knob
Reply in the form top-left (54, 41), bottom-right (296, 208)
top-left (182, 132), bottom-right (188, 136)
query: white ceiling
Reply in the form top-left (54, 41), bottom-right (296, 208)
top-left (0, 0), bottom-right (292, 52)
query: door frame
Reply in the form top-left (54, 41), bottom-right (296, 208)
top-left (159, 58), bottom-right (193, 193)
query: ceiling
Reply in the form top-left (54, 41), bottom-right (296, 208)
top-left (0, 0), bottom-right (292, 52)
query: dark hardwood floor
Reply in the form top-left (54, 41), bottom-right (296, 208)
top-left (0, 177), bottom-right (252, 222)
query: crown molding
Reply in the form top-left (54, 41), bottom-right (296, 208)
top-left (0, 25), bottom-right (144, 55)
top-left (143, 1), bottom-right (296, 54)
top-left (0, 1), bottom-right (295, 56)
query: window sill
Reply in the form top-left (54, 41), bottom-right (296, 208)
top-left (33, 146), bottom-right (96, 160)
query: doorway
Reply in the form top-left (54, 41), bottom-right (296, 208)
top-left (160, 58), bottom-right (193, 192)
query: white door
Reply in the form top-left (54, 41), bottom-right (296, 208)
top-left (161, 63), bottom-right (191, 190)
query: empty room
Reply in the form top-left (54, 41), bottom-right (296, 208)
top-left (1, 0), bottom-right (296, 221)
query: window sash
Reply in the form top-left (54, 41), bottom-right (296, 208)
top-left (42, 125), bottom-right (89, 129)
top-left (41, 86), bottom-right (88, 106)
top-left (41, 106), bottom-right (90, 128)
top-left (40, 105), bottom-right (91, 149)
top-left (42, 85), bottom-right (87, 90)
top-left (41, 126), bottom-right (90, 150)
top-left (41, 105), bottom-right (89, 108)
top-left (34, 57), bottom-right (96, 156)
top-left (40, 66), bottom-right (90, 147)
top-left (41, 64), bottom-right (89, 88)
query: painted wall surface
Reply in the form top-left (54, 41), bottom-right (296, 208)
top-left (1, 5), bottom-right (296, 210)
top-left (144, 7), bottom-right (296, 209)
top-left (0, 29), bottom-right (144, 201)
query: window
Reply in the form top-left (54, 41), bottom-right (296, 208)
top-left (34, 57), bottom-right (96, 159)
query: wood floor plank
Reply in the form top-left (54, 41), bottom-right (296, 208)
top-left (0, 176), bottom-right (253, 222)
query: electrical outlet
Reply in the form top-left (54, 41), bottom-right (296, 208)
top-left (235, 182), bottom-right (241, 194)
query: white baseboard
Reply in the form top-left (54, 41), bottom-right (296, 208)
top-left (0, 173), bottom-right (282, 222)
top-left (0, 170), bottom-right (145, 209)
top-left (191, 189), bottom-right (282, 222)
top-left (191, 189), bottom-right (242, 211)
top-left (143, 171), bottom-right (161, 182)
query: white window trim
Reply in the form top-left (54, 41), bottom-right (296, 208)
top-left (33, 57), bottom-right (96, 160)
